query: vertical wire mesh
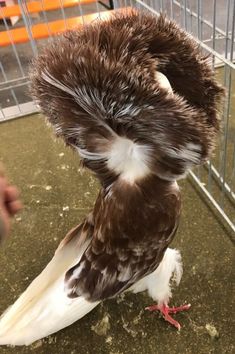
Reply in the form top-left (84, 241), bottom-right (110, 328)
top-left (121, 0), bottom-right (235, 234)
top-left (0, 0), bottom-right (234, 234)
top-left (131, 0), bottom-right (235, 233)
top-left (0, 0), bottom-right (106, 120)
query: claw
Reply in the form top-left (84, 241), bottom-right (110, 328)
top-left (145, 303), bottom-right (191, 330)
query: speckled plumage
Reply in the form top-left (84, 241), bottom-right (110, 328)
top-left (30, 10), bottom-right (223, 303)
top-left (0, 10), bottom-right (224, 346)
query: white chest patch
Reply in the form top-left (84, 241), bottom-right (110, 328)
top-left (107, 136), bottom-right (151, 183)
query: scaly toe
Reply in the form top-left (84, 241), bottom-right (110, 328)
top-left (145, 303), bottom-right (191, 330)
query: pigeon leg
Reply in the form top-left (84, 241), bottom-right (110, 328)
top-left (145, 303), bottom-right (191, 330)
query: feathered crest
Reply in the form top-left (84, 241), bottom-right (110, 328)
top-left (30, 9), bottom-right (224, 184)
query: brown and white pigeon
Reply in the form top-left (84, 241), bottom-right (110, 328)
top-left (0, 9), bottom-right (224, 346)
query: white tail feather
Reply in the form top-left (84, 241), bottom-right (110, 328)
top-left (0, 237), bottom-right (99, 346)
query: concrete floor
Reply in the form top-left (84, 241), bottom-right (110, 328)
top-left (0, 114), bottom-right (234, 354)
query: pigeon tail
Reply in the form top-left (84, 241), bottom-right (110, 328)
top-left (0, 230), bottom-right (99, 346)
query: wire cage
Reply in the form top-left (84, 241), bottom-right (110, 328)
top-left (0, 0), bottom-right (234, 235)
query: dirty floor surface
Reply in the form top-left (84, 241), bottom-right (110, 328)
top-left (0, 115), bottom-right (234, 354)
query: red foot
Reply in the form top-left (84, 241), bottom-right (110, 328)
top-left (145, 303), bottom-right (191, 330)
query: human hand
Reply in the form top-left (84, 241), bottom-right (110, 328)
top-left (0, 165), bottom-right (23, 242)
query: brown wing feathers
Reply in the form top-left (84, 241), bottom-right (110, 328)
top-left (65, 177), bottom-right (181, 301)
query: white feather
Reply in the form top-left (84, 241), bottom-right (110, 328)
top-left (107, 136), bottom-right (152, 183)
top-left (165, 144), bottom-right (202, 165)
top-left (42, 71), bottom-right (154, 184)
top-left (131, 248), bottom-right (183, 305)
top-left (75, 135), bottom-right (152, 184)
top-left (0, 237), bottom-right (99, 346)
top-left (155, 71), bottom-right (173, 95)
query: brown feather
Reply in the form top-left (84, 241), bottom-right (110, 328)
top-left (29, 10), bottom-right (224, 302)
top-left (65, 176), bottom-right (180, 301)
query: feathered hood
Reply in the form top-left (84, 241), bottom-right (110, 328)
top-left (30, 10), bottom-right (224, 183)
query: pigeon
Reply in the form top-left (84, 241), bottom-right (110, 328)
top-left (0, 9), bottom-right (224, 346)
